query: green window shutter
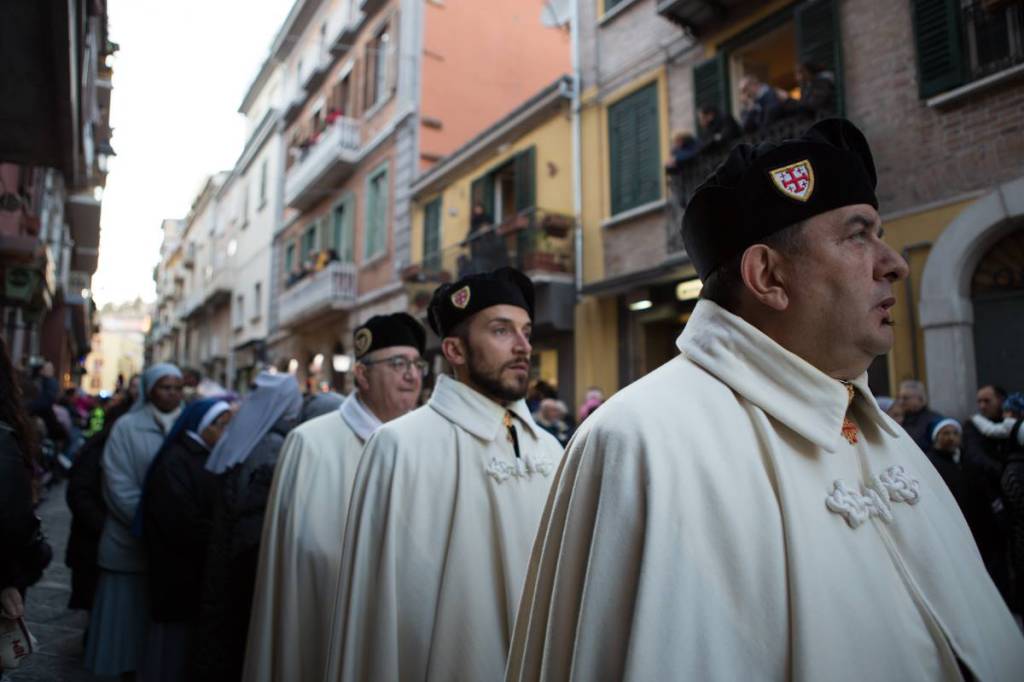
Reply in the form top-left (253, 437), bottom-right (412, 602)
top-left (364, 180), bottom-right (377, 260)
top-left (285, 244), bottom-right (294, 274)
top-left (514, 147), bottom-right (536, 213)
top-left (365, 168), bottom-right (388, 259)
top-left (376, 169), bottom-right (389, 256)
top-left (608, 83), bottom-right (661, 216)
top-left (604, 0), bottom-right (624, 13)
top-left (470, 174), bottom-right (495, 218)
top-left (332, 197), bottom-right (355, 262)
top-left (692, 53), bottom-right (728, 127)
top-left (795, 0), bottom-right (844, 114)
top-left (423, 198), bottom-right (442, 270)
top-left (912, 0), bottom-right (965, 98)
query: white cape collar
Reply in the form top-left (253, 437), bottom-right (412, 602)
top-left (338, 392), bottom-right (383, 442)
top-left (428, 374), bottom-right (539, 442)
top-left (678, 300), bottom-right (899, 453)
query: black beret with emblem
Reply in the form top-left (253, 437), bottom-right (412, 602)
top-left (682, 118), bottom-right (878, 281)
top-left (427, 266), bottom-right (535, 338)
top-left (353, 313), bottom-right (426, 359)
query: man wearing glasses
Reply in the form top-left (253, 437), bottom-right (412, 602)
top-left (243, 313), bottom-right (426, 682)
top-left (323, 267), bottom-right (564, 682)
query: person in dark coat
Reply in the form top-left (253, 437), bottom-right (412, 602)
top-left (139, 398), bottom-right (233, 682)
top-left (697, 105), bottom-right (742, 151)
top-left (0, 335), bottom-right (52, 630)
top-left (896, 379), bottom-right (943, 452)
top-left (196, 373), bottom-right (301, 682)
top-left (65, 392), bottom-right (133, 611)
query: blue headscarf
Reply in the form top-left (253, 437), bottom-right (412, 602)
top-left (132, 398), bottom-right (231, 537)
top-left (133, 363), bottom-right (184, 412)
top-left (1005, 392), bottom-right (1024, 416)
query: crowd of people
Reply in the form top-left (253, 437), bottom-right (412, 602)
top-left (3, 117), bottom-right (1022, 681)
top-left (880, 380), bottom-right (1024, 614)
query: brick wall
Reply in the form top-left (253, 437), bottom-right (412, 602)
top-left (842, 0), bottom-right (1024, 214)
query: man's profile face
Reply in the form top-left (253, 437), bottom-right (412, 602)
top-left (149, 375), bottom-right (183, 413)
top-left (977, 386), bottom-right (1003, 420)
top-left (780, 204), bottom-right (908, 372)
top-left (459, 305), bottom-right (533, 403)
top-left (898, 386), bottom-right (925, 414)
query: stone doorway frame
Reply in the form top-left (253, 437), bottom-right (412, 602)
top-left (919, 176), bottom-right (1024, 419)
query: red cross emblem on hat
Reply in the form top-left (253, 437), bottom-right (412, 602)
top-left (451, 285), bottom-right (471, 309)
top-left (769, 159), bottom-right (815, 202)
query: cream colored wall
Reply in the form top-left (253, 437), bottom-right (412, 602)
top-left (410, 108), bottom-right (573, 265)
top-left (573, 296), bottom-right (618, 406)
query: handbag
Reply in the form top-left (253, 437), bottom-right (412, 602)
top-left (0, 616), bottom-right (36, 670)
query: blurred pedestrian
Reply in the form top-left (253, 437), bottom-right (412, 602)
top-left (896, 379), bottom-right (942, 452)
top-left (196, 372), bottom-right (301, 682)
top-left (535, 398), bottom-right (572, 446)
top-left (244, 315), bottom-right (425, 682)
top-left (0, 335), bottom-right (52, 671)
top-left (65, 388), bottom-right (135, 615)
top-left (578, 386), bottom-right (605, 423)
top-left (139, 398), bottom-right (233, 682)
top-left (84, 363), bottom-right (183, 680)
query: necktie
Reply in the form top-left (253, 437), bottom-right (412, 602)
top-left (840, 382), bottom-right (859, 445)
top-left (503, 411), bottom-right (521, 458)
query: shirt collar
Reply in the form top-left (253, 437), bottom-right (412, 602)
top-left (678, 300), bottom-right (899, 453)
top-left (338, 391), bottom-right (383, 442)
top-left (428, 374), bottom-right (539, 441)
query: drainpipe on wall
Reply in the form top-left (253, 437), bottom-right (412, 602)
top-left (901, 241), bottom-right (932, 381)
top-left (570, 1), bottom-right (584, 300)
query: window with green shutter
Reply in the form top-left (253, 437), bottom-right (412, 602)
top-left (302, 224), bottom-right (317, 261)
top-left (514, 147), bottom-right (536, 213)
top-left (912, 0), bottom-right (966, 98)
top-left (608, 83), bottom-right (661, 216)
top-left (364, 164), bottom-right (389, 260)
top-left (332, 194), bottom-right (355, 262)
top-left (692, 54), bottom-right (729, 126)
top-left (423, 198), bottom-right (442, 271)
top-left (285, 243), bottom-right (295, 275)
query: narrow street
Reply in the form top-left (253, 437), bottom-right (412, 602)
top-left (9, 482), bottom-right (115, 682)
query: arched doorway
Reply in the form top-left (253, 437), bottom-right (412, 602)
top-left (971, 227), bottom-right (1024, 393)
top-left (919, 176), bottom-right (1024, 418)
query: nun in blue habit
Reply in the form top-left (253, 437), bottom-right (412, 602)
top-left (85, 363), bottom-right (183, 677)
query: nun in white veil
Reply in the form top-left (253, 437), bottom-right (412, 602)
top-left (195, 372), bottom-right (302, 681)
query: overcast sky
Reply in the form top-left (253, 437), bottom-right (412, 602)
top-left (91, 0), bottom-right (295, 306)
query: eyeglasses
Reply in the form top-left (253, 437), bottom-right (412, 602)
top-left (361, 355), bottom-right (429, 377)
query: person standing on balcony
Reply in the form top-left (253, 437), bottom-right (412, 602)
top-left (323, 267), bottom-right (563, 682)
top-left (697, 105), bottom-right (742, 151)
top-left (739, 74), bottom-right (783, 133)
top-left (243, 314), bottom-right (426, 682)
top-left (506, 119), bottom-right (1024, 681)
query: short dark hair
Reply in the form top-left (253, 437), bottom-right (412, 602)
top-left (979, 384), bottom-right (1008, 400)
top-left (700, 220), bottom-right (807, 314)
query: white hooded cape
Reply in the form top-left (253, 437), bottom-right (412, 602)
top-left (507, 300), bottom-right (1024, 682)
top-left (323, 375), bottom-right (564, 682)
top-left (242, 394), bottom-right (380, 682)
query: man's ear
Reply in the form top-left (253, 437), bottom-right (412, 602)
top-left (353, 363), bottom-right (369, 392)
top-left (740, 244), bottom-right (791, 311)
top-left (441, 336), bottom-right (467, 369)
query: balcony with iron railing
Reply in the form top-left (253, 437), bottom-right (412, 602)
top-left (284, 115), bottom-right (362, 211)
top-left (401, 208), bottom-right (576, 314)
top-left (278, 260), bottom-right (359, 328)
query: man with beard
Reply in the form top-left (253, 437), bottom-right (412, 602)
top-left (506, 120), bottom-right (1023, 681)
top-left (323, 267), bottom-right (564, 682)
top-left (242, 314), bottom-right (425, 682)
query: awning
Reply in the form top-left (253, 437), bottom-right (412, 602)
top-left (67, 194), bottom-right (102, 250)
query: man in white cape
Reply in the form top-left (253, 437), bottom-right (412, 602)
top-left (507, 120), bottom-right (1024, 681)
top-left (324, 267), bottom-right (564, 682)
top-left (242, 313), bottom-right (426, 682)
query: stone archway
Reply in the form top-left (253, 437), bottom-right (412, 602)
top-left (919, 176), bottom-right (1024, 418)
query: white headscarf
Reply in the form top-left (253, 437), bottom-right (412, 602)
top-left (134, 363), bottom-right (183, 412)
top-left (205, 372), bottom-right (302, 474)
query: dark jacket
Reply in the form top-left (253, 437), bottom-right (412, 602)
top-left (195, 417), bottom-right (295, 682)
top-left (900, 407), bottom-right (942, 453)
top-left (0, 423), bottom-right (52, 594)
top-left (64, 432), bottom-right (108, 609)
top-left (143, 433), bottom-right (219, 623)
top-left (698, 111), bottom-right (741, 150)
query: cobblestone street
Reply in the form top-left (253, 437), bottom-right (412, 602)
top-left (8, 481), bottom-right (115, 682)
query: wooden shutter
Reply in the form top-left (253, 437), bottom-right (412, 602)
top-left (609, 83), bottom-right (660, 216)
top-left (912, 0), bottom-right (965, 98)
top-left (340, 196), bottom-right (355, 262)
top-left (423, 198), bottom-right (441, 270)
top-left (795, 0), bottom-right (844, 114)
top-left (470, 174), bottom-right (495, 218)
top-left (377, 169), bottom-right (389, 256)
top-left (514, 147), bottom-right (536, 213)
top-left (387, 10), bottom-right (400, 95)
top-left (692, 53), bottom-right (728, 126)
